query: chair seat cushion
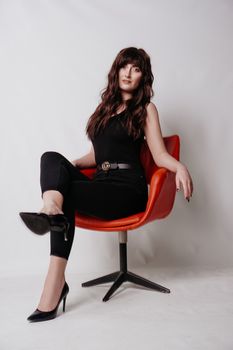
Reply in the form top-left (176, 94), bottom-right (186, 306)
top-left (75, 210), bottom-right (144, 231)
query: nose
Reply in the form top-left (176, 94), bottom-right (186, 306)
top-left (125, 68), bottom-right (131, 77)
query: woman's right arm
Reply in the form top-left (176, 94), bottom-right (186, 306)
top-left (71, 144), bottom-right (97, 168)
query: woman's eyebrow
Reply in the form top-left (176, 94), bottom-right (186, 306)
top-left (125, 63), bottom-right (140, 68)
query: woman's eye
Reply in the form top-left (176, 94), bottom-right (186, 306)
top-left (120, 65), bottom-right (141, 73)
top-left (122, 65), bottom-right (140, 71)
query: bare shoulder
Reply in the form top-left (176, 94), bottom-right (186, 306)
top-left (143, 101), bottom-right (162, 135)
top-left (143, 102), bottom-right (167, 161)
top-left (145, 102), bottom-right (159, 120)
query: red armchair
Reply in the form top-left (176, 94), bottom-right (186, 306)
top-left (75, 135), bottom-right (180, 301)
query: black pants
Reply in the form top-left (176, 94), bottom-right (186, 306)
top-left (40, 151), bottom-right (148, 260)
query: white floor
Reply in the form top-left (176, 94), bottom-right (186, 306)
top-left (1, 266), bottom-right (233, 350)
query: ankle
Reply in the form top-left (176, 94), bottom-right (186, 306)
top-left (43, 275), bottom-right (65, 291)
top-left (39, 204), bottom-right (64, 215)
top-left (42, 191), bottom-right (63, 208)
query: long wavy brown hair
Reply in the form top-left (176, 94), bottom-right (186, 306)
top-left (86, 47), bottom-right (154, 141)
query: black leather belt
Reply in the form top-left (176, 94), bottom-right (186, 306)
top-left (97, 161), bottom-right (132, 172)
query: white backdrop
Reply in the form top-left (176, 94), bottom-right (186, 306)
top-left (0, 0), bottom-right (232, 277)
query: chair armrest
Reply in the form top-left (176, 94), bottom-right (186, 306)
top-left (141, 166), bottom-right (176, 224)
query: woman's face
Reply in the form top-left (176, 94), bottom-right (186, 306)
top-left (118, 62), bottom-right (142, 93)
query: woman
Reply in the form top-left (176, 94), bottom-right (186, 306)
top-left (20, 47), bottom-right (193, 322)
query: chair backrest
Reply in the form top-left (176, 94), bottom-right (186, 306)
top-left (140, 135), bottom-right (180, 184)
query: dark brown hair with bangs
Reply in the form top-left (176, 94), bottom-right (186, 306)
top-left (86, 47), bottom-right (154, 141)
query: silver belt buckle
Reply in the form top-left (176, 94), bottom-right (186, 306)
top-left (101, 161), bottom-right (111, 171)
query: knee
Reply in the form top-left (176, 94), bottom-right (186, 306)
top-left (40, 151), bottom-right (63, 163)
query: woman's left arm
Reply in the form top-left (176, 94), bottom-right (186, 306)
top-left (143, 102), bottom-right (193, 201)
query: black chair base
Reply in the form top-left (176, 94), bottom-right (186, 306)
top-left (82, 269), bottom-right (170, 302)
top-left (82, 241), bottom-right (170, 302)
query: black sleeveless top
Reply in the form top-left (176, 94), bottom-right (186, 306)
top-left (91, 110), bottom-right (144, 172)
top-left (90, 110), bottom-right (148, 198)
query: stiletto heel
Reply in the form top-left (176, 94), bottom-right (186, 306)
top-left (27, 281), bottom-right (69, 322)
top-left (63, 295), bottom-right (67, 312)
top-left (63, 222), bottom-right (70, 241)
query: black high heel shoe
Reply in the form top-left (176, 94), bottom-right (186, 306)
top-left (19, 212), bottom-right (70, 241)
top-left (27, 281), bottom-right (69, 322)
